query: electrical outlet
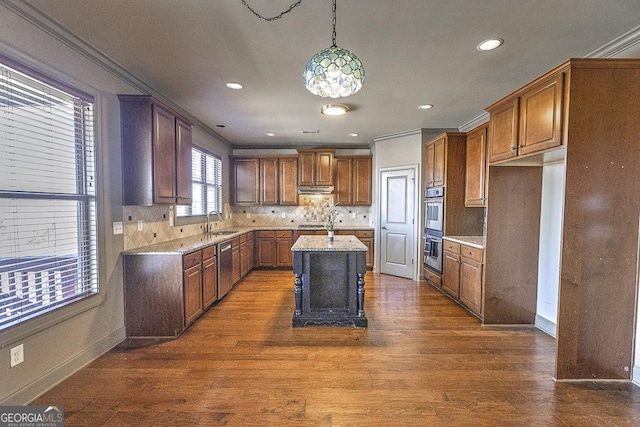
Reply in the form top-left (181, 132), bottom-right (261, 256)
top-left (137, 220), bottom-right (144, 231)
top-left (281, 212), bottom-right (286, 218)
top-left (10, 344), bottom-right (24, 367)
top-left (246, 213), bottom-right (251, 218)
top-left (352, 212), bottom-right (357, 219)
top-left (112, 221), bottom-right (123, 235)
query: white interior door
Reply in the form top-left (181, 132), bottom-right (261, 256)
top-left (379, 167), bottom-right (415, 279)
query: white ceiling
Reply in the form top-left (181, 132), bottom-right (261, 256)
top-left (24, 0), bottom-right (640, 148)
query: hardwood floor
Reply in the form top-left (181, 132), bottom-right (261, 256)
top-left (34, 271), bottom-right (640, 426)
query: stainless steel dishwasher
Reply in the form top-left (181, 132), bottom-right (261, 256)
top-left (217, 240), bottom-right (233, 299)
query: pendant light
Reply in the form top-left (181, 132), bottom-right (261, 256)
top-left (303, 0), bottom-right (365, 98)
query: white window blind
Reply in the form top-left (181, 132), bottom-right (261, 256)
top-left (177, 147), bottom-right (222, 217)
top-left (0, 56), bottom-right (98, 331)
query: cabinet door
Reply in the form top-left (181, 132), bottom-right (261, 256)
top-left (260, 158), bottom-right (279, 205)
top-left (433, 137), bottom-right (446, 187)
top-left (240, 240), bottom-right (251, 277)
top-left (353, 157), bottom-right (372, 205)
top-left (202, 256), bottom-right (217, 307)
top-left (518, 73), bottom-right (564, 156)
top-left (183, 264), bottom-right (203, 326)
top-left (276, 238), bottom-right (293, 267)
top-left (257, 238), bottom-right (276, 267)
top-left (232, 243), bottom-right (241, 284)
top-left (465, 125), bottom-right (487, 207)
top-left (442, 251), bottom-right (460, 299)
top-left (279, 157), bottom-right (298, 205)
top-left (153, 104), bottom-right (177, 203)
top-left (233, 158), bottom-right (260, 205)
top-left (315, 151), bottom-right (334, 185)
top-left (360, 237), bottom-right (374, 269)
top-left (460, 258), bottom-right (482, 316)
top-left (425, 143), bottom-right (435, 187)
top-left (334, 157), bottom-right (353, 205)
top-left (175, 118), bottom-right (192, 205)
top-left (488, 97), bottom-right (519, 164)
top-left (298, 151), bottom-right (315, 186)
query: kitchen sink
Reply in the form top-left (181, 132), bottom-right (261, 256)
top-left (207, 230), bottom-right (237, 236)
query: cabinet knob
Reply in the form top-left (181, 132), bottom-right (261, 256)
top-left (510, 147), bottom-right (516, 151)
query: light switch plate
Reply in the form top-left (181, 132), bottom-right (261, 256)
top-left (112, 221), bottom-right (123, 235)
top-left (137, 220), bottom-right (144, 231)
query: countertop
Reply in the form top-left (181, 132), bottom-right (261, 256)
top-left (443, 235), bottom-right (485, 249)
top-left (122, 226), bottom-right (373, 255)
top-left (291, 235), bottom-right (367, 252)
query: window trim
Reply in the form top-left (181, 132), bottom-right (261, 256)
top-left (0, 51), bottom-right (105, 348)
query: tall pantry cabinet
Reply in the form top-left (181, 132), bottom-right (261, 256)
top-left (483, 59), bottom-right (640, 381)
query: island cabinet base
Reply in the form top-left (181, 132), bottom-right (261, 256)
top-left (292, 249), bottom-right (367, 328)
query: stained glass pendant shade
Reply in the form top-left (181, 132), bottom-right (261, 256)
top-left (303, 0), bottom-right (365, 98)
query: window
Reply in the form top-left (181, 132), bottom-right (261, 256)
top-left (0, 56), bottom-right (98, 332)
top-left (177, 147), bottom-right (222, 217)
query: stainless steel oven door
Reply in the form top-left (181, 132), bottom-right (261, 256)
top-left (424, 233), bottom-right (443, 273)
top-left (425, 197), bottom-right (444, 232)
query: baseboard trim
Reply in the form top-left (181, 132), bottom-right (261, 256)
top-left (535, 315), bottom-right (557, 338)
top-left (1, 327), bottom-right (126, 405)
top-left (633, 365), bottom-right (640, 387)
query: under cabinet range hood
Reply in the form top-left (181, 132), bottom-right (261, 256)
top-left (297, 185), bottom-right (334, 195)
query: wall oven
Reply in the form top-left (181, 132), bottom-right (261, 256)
top-left (424, 187), bottom-right (444, 232)
top-left (424, 230), bottom-right (443, 273)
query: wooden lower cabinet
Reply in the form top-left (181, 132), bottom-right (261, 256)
top-left (335, 229), bottom-right (375, 269)
top-left (232, 237), bottom-right (241, 284)
top-left (442, 239), bottom-right (483, 317)
top-left (240, 232), bottom-right (254, 278)
top-left (124, 245), bottom-right (217, 339)
top-left (256, 230), bottom-right (293, 267)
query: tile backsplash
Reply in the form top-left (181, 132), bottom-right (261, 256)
top-left (123, 195), bottom-right (372, 250)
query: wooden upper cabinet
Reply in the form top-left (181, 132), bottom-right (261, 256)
top-left (488, 97), bottom-right (519, 163)
top-left (232, 158), bottom-right (260, 205)
top-left (175, 119), bottom-right (192, 205)
top-left (334, 156), bottom-right (372, 206)
top-left (518, 72), bottom-right (564, 156)
top-left (425, 137), bottom-right (445, 188)
top-left (465, 124), bottom-right (488, 207)
top-left (278, 157), bottom-right (298, 205)
top-left (232, 156), bottom-right (298, 206)
top-left (297, 149), bottom-right (335, 186)
top-left (334, 157), bottom-right (353, 205)
top-left (487, 69), bottom-right (565, 164)
top-left (120, 95), bottom-right (193, 206)
top-left (260, 158), bottom-right (278, 205)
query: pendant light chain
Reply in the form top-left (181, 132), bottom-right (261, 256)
top-left (331, 0), bottom-right (337, 47)
top-left (240, 0), bottom-right (304, 22)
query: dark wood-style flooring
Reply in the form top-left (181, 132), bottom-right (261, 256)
top-left (34, 271), bottom-right (640, 426)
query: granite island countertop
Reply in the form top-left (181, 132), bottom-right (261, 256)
top-left (442, 235), bottom-right (485, 249)
top-left (291, 235), bottom-right (367, 252)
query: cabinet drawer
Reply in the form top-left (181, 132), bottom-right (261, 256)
top-left (202, 245), bottom-right (216, 260)
top-left (239, 233), bottom-right (248, 243)
top-left (424, 268), bottom-right (441, 287)
top-left (354, 230), bottom-right (374, 238)
top-left (257, 230), bottom-right (276, 238)
top-left (183, 251), bottom-right (202, 269)
top-left (276, 230), bottom-right (292, 238)
top-left (232, 237), bottom-right (241, 246)
top-left (461, 245), bottom-right (483, 263)
top-left (443, 241), bottom-right (460, 254)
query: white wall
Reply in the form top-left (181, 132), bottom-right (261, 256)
top-left (535, 161), bottom-right (566, 337)
top-left (0, 4), bottom-right (229, 404)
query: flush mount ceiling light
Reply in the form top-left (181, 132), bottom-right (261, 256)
top-left (477, 38), bottom-right (504, 51)
top-left (225, 82), bottom-right (244, 89)
top-left (303, 0), bottom-right (365, 98)
top-left (321, 104), bottom-right (349, 116)
top-left (266, 132), bottom-right (275, 137)
top-left (349, 133), bottom-right (360, 137)
top-left (418, 104), bottom-right (434, 110)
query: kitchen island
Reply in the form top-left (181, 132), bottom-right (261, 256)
top-left (291, 235), bottom-right (368, 327)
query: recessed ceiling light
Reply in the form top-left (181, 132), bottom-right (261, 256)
top-left (477, 38), bottom-right (503, 51)
top-left (266, 132), bottom-right (275, 137)
top-left (418, 104), bottom-right (434, 110)
top-left (349, 133), bottom-right (360, 137)
top-left (320, 104), bottom-right (349, 116)
top-left (216, 124), bottom-right (226, 128)
top-left (226, 82), bottom-right (244, 90)
top-left (301, 130), bottom-right (320, 134)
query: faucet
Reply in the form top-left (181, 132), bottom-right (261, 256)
top-left (206, 210), bottom-right (224, 234)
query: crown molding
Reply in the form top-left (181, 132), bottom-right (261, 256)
top-left (585, 24), bottom-right (640, 58)
top-left (459, 113), bottom-right (489, 133)
top-left (0, 0), bottom-right (232, 147)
